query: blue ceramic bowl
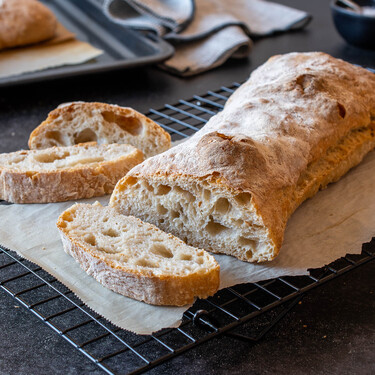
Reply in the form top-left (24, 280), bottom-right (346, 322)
top-left (331, 0), bottom-right (375, 49)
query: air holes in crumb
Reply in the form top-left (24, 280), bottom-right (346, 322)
top-left (171, 210), bottom-right (180, 219)
top-left (11, 156), bottom-right (27, 164)
top-left (245, 249), bottom-right (253, 259)
top-left (234, 192), bottom-right (251, 206)
top-left (157, 204), bottom-right (168, 215)
top-left (126, 176), bottom-right (138, 187)
top-left (179, 254), bottom-right (192, 261)
top-left (214, 198), bottom-right (231, 214)
top-left (34, 151), bottom-right (70, 163)
top-left (102, 228), bottom-right (120, 237)
top-left (196, 257), bottom-right (204, 265)
top-left (73, 128), bottom-right (98, 144)
top-left (143, 181), bottom-right (154, 192)
top-left (174, 186), bottom-right (184, 194)
top-left (175, 186), bottom-right (194, 201)
top-left (234, 219), bottom-right (244, 227)
top-left (84, 234), bottom-right (96, 246)
top-left (150, 244), bottom-right (173, 258)
top-left (135, 259), bottom-right (157, 268)
top-left (238, 237), bottom-right (256, 248)
top-left (102, 217), bottom-right (109, 223)
top-left (205, 218), bottom-right (229, 236)
top-left (63, 212), bottom-right (74, 222)
top-left (70, 156), bottom-right (104, 165)
top-left (156, 185), bottom-right (171, 195)
top-left (101, 111), bottom-right (143, 136)
top-left (175, 186), bottom-right (195, 202)
top-left (203, 189), bottom-right (211, 201)
top-left (45, 130), bottom-right (64, 145)
top-left (337, 103), bottom-right (346, 119)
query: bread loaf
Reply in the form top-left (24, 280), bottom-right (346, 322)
top-left (110, 52), bottom-right (375, 263)
top-left (57, 202), bottom-right (220, 306)
top-left (28, 102), bottom-right (171, 158)
top-left (0, 0), bottom-right (57, 50)
top-left (0, 143), bottom-right (143, 203)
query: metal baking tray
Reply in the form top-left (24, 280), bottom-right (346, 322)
top-left (0, 0), bottom-right (174, 88)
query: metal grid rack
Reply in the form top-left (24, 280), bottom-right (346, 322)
top-left (1, 82), bottom-right (375, 374)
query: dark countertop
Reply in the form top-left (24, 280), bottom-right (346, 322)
top-left (0, 0), bottom-right (374, 374)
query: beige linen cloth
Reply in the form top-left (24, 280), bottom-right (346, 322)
top-left (103, 0), bottom-right (311, 76)
top-left (0, 148), bottom-right (375, 335)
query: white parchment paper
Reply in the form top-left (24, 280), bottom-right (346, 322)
top-left (1, 150), bottom-right (375, 334)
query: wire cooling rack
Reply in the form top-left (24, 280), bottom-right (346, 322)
top-left (1, 81), bottom-right (375, 375)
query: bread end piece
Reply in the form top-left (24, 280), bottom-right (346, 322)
top-left (28, 102), bottom-right (171, 158)
top-left (56, 203), bottom-right (220, 306)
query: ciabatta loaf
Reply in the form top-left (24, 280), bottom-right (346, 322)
top-left (28, 102), bottom-right (171, 158)
top-left (57, 202), bottom-right (220, 306)
top-left (0, 143), bottom-right (143, 203)
top-left (0, 0), bottom-right (57, 50)
top-left (110, 52), bottom-right (375, 263)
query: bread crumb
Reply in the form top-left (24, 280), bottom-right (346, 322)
top-left (42, 246), bottom-right (46, 250)
top-left (14, 305), bottom-right (19, 308)
top-left (303, 324), bottom-right (307, 328)
top-left (323, 335), bottom-right (327, 339)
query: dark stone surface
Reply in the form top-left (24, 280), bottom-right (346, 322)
top-left (146, 260), bottom-right (375, 375)
top-left (0, 0), bottom-right (375, 373)
top-left (0, 290), bottom-right (103, 375)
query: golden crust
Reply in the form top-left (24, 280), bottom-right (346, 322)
top-left (110, 52), bottom-right (375, 262)
top-left (0, 0), bottom-right (57, 50)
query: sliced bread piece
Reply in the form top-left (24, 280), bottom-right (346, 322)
top-left (28, 102), bottom-right (171, 158)
top-left (56, 202), bottom-right (220, 306)
top-left (0, 143), bottom-right (143, 203)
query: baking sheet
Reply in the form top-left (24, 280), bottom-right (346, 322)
top-left (0, 39), bottom-right (103, 80)
top-left (1, 149), bottom-right (374, 335)
top-left (0, 0), bottom-right (173, 87)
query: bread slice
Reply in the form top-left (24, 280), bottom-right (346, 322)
top-left (0, 0), bottom-right (57, 51)
top-left (28, 102), bottom-right (171, 158)
top-left (56, 202), bottom-right (220, 306)
top-left (0, 143), bottom-right (143, 204)
top-left (109, 52), bottom-right (375, 263)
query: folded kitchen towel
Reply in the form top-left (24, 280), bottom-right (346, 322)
top-left (104, 0), bottom-right (311, 76)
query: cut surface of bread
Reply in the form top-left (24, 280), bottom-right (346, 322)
top-left (57, 202), bottom-right (220, 306)
top-left (0, 0), bottom-right (57, 50)
top-left (109, 52), bottom-right (375, 263)
top-left (28, 102), bottom-right (171, 158)
top-left (0, 143), bottom-right (143, 203)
